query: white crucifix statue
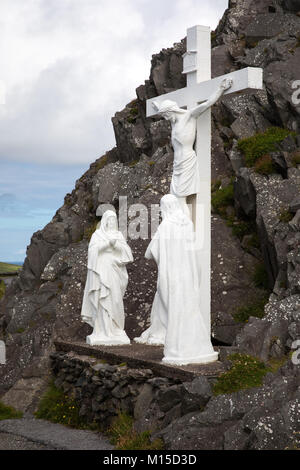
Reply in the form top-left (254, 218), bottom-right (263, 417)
top-left (146, 25), bottom-right (263, 364)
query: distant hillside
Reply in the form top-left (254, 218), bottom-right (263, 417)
top-left (0, 262), bottom-right (22, 275)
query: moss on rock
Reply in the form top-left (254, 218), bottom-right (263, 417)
top-left (213, 354), bottom-right (270, 395)
top-left (211, 182), bottom-right (234, 215)
top-left (237, 127), bottom-right (295, 167)
top-left (232, 295), bottom-right (269, 323)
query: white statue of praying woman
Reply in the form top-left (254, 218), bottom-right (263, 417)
top-left (135, 194), bottom-right (217, 365)
top-left (81, 210), bottom-right (133, 346)
top-left (153, 78), bottom-right (233, 212)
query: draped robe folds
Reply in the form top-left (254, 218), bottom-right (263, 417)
top-left (135, 200), bottom-right (217, 365)
top-left (170, 122), bottom-right (200, 198)
top-left (81, 218), bottom-right (133, 346)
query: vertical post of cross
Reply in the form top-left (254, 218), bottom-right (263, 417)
top-left (0, 340), bottom-right (6, 365)
top-left (0, 81), bottom-right (6, 105)
top-left (183, 25), bottom-right (212, 332)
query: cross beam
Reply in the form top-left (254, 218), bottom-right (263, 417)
top-left (146, 66), bottom-right (263, 117)
top-left (146, 25), bottom-right (263, 339)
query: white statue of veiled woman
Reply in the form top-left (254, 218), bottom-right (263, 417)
top-left (81, 210), bottom-right (133, 346)
top-left (135, 194), bottom-right (218, 365)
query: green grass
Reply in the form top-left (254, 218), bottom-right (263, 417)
top-left (211, 180), bottom-right (221, 193)
top-left (35, 381), bottom-right (87, 429)
top-left (0, 262), bottom-right (22, 275)
top-left (244, 233), bottom-right (260, 250)
top-left (37, 383), bottom-right (164, 449)
top-left (127, 105), bottom-right (139, 124)
top-left (129, 159), bottom-right (140, 167)
top-left (211, 182), bottom-right (260, 244)
top-left (279, 209), bottom-right (294, 223)
top-left (252, 263), bottom-right (269, 290)
top-left (237, 127), bottom-right (295, 167)
top-left (0, 402), bottom-right (23, 420)
top-left (232, 295), bottom-right (269, 323)
top-left (83, 220), bottom-right (100, 241)
top-left (226, 219), bottom-right (256, 241)
top-left (108, 412), bottom-right (164, 450)
top-left (0, 280), bottom-right (5, 300)
top-left (268, 353), bottom-right (291, 373)
top-left (254, 154), bottom-right (275, 175)
top-left (213, 354), bottom-right (270, 395)
top-left (211, 31), bottom-right (217, 41)
top-left (16, 327), bottom-right (26, 334)
top-left (211, 182), bottom-right (234, 215)
top-left (291, 150), bottom-right (300, 167)
top-left (96, 155), bottom-right (108, 171)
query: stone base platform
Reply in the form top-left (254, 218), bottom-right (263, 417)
top-left (54, 340), bottom-right (227, 382)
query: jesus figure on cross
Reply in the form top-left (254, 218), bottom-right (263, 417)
top-left (153, 77), bottom-right (232, 217)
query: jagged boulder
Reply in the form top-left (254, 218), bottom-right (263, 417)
top-left (157, 361), bottom-right (300, 450)
top-left (235, 295), bottom-right (300, 361)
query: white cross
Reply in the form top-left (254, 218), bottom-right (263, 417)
top-left (146, 25), bottom-right (263, 337)
top-left (0, 80), bottom-right (5, 105)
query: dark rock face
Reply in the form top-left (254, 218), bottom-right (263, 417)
top-left (1, 0), bottom-right (300, 449)
top-left (157, 361), bottom-right (300, 450)
top-left (282, 0), bottom-right (300, 12)
top-left (235, 295), bottom-right (300, 361)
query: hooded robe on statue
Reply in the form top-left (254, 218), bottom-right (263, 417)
top-left (81, 210), bottom-right (133, 346)
top-left (135, 194), bottom-right (217, 365)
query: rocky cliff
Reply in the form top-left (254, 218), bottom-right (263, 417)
top-left (0, 0), bottom-right (299, 449)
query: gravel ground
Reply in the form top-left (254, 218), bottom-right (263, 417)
top-left (0, 432), bottom-right (55, 450)
top-left (0, 419), bottom-right (114, 450)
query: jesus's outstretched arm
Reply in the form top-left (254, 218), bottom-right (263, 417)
top-left (189, 78), bottom-right (233, 119)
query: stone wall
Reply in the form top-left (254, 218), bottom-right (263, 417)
top-left (50, 351), bottom-right (213, 433)
top-left (50, 350), bottom-right (300, 450)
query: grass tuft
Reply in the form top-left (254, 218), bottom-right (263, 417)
top-left (254, 154), bottom-right (275, 175)
top-left (211, 182), bottom-right (234, 215)
top-left (35, 381), bottom-right (87, 429)
top-left (0, 280), bottom-right (5, 300)
top-left (129, 159), bottom-right (140, 167)
top-left (108, 412), bottom-right (164, 450)
top-left (279, 209), bottom-right (294, 223)
top-left (226, 219), bottom-right (256, 241)
top-left (0, 402), bottom-right (23, 420)
top-left (96, 155), bottom-right (108, 171)
top-left (252, 263), bottom-right (269, 290)
top-left (84, 220), bottom-right (100, 241)
top-left (213, 354), bottom-right (270, 395)
top-left (244, 233), bottom-right (260, 250)
top-left (232, 295), bottom-right (269, 323)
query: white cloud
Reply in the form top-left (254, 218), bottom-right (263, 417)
top-left (0, 0), bottom-right (228, 165)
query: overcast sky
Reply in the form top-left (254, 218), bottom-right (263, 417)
top-left (0, 0), bottom-right (228, 262)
